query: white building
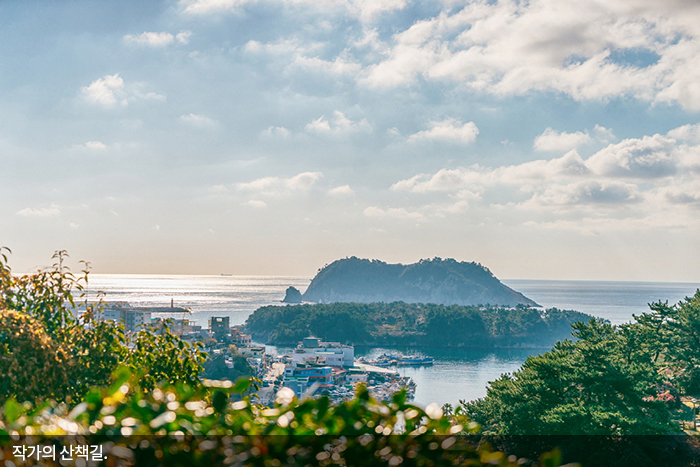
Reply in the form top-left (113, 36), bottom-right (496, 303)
top-left (291, 337), bottom-right (354, 367)
top-left (91, 302), bottom-right (187, 332)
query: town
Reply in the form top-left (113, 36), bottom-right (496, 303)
top-left (91, 302), bottom-right (417, 404)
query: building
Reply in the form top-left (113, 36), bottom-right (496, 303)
top-left (238, 346), bottom-right (265, 358)
top-left (209, 316), bottom-right (230, 335)
top-left (283, 363), bottom-right (334, 396)
top-left (168, 319), bottom-right (202, 337)
top-left (345, 369), bottom-right (369, 383)
top-left (96, 302), bottom-right (152, 332)
top-left (282, 376), bottom-right (309, 398)
top-left (88, 301), bottom-right (191, 332)
top-left (291, 337), bottom-right (354, 367)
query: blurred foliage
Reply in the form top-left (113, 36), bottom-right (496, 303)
top-left (6, 247), bottom-right (700, 465)
top-left (246, 302), bottom-right (592, 348)
top-left (204, 352), bottom-right (254, 382)
top-left (0, 309), bottom-right (71, 403)
top-left (0, 248), bottom-right (206, 404)
top-left (0, 369), bottom-right (576, 467)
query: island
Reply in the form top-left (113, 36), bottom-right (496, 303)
top-left (245, 301), bottom-right (594, 348)
top-left (282, 286), bottom-right (303, 303)
top-left (301, 257), bottom-right (538, 307)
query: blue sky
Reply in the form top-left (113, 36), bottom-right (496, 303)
top-left (2, 0), bottom-right (700, 281)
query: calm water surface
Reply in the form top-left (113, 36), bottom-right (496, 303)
top-left (88, 275), bottom-right (700, 407)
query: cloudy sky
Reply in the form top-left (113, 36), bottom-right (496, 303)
top-left (2, 0), bottom-right (700, 281)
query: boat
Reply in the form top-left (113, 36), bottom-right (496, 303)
top-left (398, 356), bottom-right (434, 366)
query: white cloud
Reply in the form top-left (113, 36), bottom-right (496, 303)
top-left (123, 30), bottom-right (191, 47)
top-left (72, 141), bottom-right (107, 151)
top-left (84, 141), bottom-right (107, 150)
top-left (260, 126), bottom-right (292, 138)
top-left (355, 1), bottom-right (700, 109)
top-left (80, 74), bottom-right (164, 108)
top-left (390, 131), bottom-right (700, 222)
top-left (363, 206), bottom-right (385, 217)
top-left (593, 125), bottom-right (616, 144)
top-left (328, 185), bottom-right (355, 196)
top-left (534, 125), bottom-right (617, 151)
top-left (534, 128), bottom-right (591, 152)
top-left (363, 206), bottom-right (423, 219)
top-left (17, 206), bottom-right (60, 217)
top-left (529, 180), bottom-right (642, 206)
top-left (408, 118), bottom-right (478, 144)
top-left (81, 74), bottom-right (126, 107)
top-left (586, 134), bottom-right (678, 178)
top-left (290, 54), bottom-right (362, 76)
top-left (244, 199), bottom-right (268, 208)
top-left (123, 32), bottom-right (175, 47)
top-left (236, 171), bottom-right (323, 196)
top-left (668, 123), bottom-right (700, 143)
top-left (305, 111), bottom-right (372, 135)
top-left (176, 31), bottom-right (192, 44)
top-left (347, 0), bottom-right (407, 22)
top-left (663, 183), bottom-right (700, 205)
top-left (180, 0), bottom-right (252, 14)
top-left (180, 113), bottom-right (220, 129)
top-left (180, 0), bottom-right (406, 21)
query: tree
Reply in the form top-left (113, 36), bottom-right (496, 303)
top-left (0, 308), bottom-right (71, 403)
top-left (462, 319), bottom-right (675, 436)
top-left (660, 291), bottom-right (700, 393)
top-left (0, 248), bottom-right (206, 403)
top-left (124, 322), bottom-right (207, 391)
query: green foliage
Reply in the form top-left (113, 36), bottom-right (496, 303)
top-left (302, 256), bottom-right (538, 307)
top-left (0, 249), bottom-right (206, 404)
top-left (0, 368), bottom-right (573, 467)
top-left (246, 302), bottom-right (593, 348)
top-left (462, 318), bottom-right (675, 436)
top-left (125, 322), bottom-right (207, 391)
top-left (0, 308), bottom-right (71, 403)
top-left (650, 291), bottom-right (700, 393)
top-left (203, 352), bottom-right (253, 382)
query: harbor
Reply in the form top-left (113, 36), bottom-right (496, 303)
top-left (254, 337), bottom-right (419, 405)
top-left (87, 304), bottom-right (425, 405)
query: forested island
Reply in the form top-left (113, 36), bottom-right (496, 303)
top-left (301, 257), bottom-right (538, 307)
top-left (245, 302), bottom-right (592, 348)
top-left (3, 250), bottom-right (700, 465)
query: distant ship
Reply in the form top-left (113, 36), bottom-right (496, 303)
top-left (221, 274), bottom-right (233, 276)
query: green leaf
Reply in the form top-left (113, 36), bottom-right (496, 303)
top-left (3, 398), bottom-right (24, 423)
top-left (540, 448), bottom-right (562, 467)
top-left (232, 377), bottom-right (251, 394)
top-left (212, 391), bottom-right (228, 413)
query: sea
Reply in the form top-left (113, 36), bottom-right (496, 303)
top-left (87, 274), bottom-right (700, 408)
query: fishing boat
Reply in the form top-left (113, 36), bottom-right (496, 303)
top-left (398, 355), bottom-right (434, 366)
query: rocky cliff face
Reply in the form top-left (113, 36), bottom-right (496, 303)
top-left (282, 286), bottom-right (302, 303)
top-left (301, 257), bottom-right (538, 307)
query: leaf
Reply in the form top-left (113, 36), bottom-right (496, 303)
top-left (540, 448), bottom-right (562, 467)
top-left (3, 398), bottom-right (24, 423)
top-left (212, 391), bottom-right (228, 413)
top-left (232, 377), bottom-right (251, 394)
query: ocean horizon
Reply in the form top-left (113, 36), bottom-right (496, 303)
top-left (81, 274), bottom-right (700, 407)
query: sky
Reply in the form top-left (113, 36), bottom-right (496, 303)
top-left (2, 0), bottom-right (700, 281)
